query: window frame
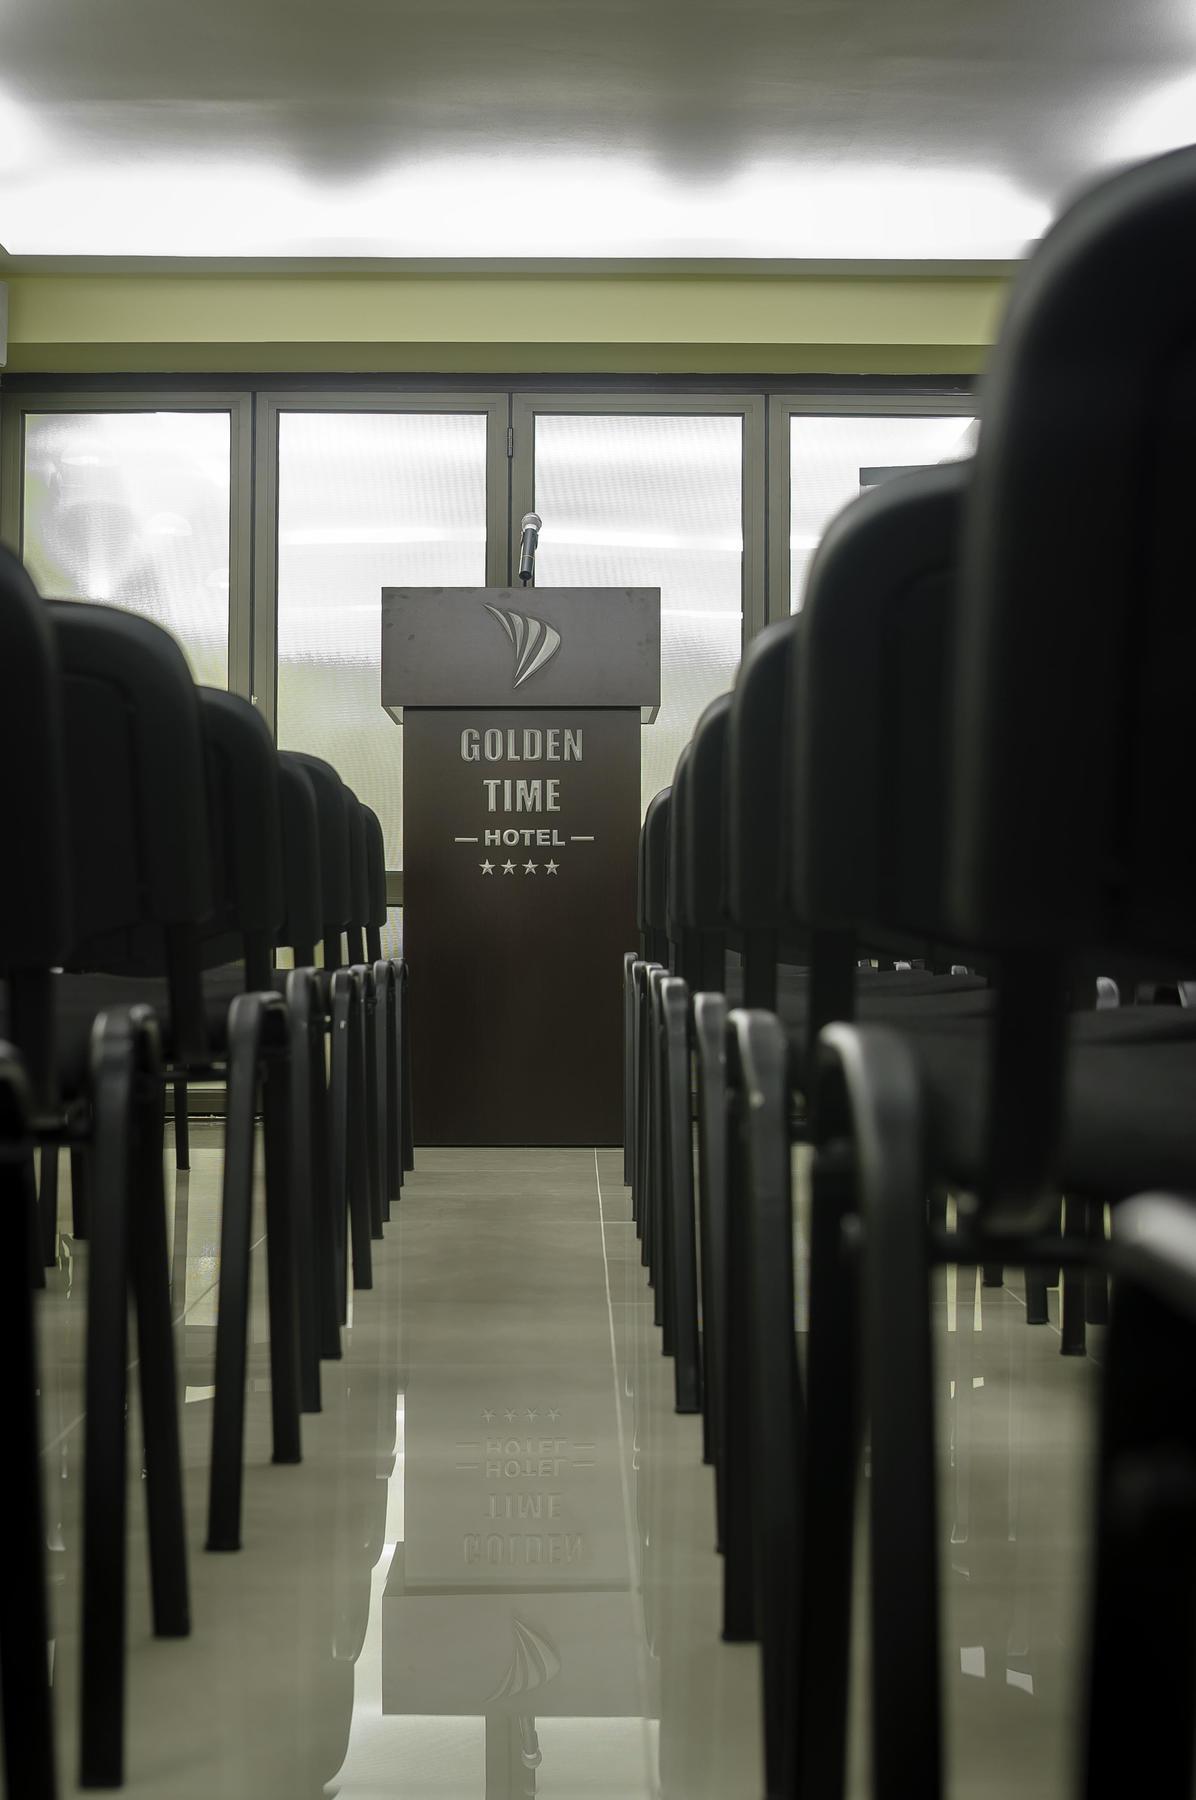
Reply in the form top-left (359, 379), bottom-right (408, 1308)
top-left (253, 388), bottom-right (511, 732)
top-left (510, 390), bottom-right (767, 644)
top-left (0, 387), bottom-right (254, 693)
top-left (765, 390), bottom-right (978, 621)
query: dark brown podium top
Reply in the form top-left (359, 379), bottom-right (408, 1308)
top-left (382, 586), bottom-right (661, 713)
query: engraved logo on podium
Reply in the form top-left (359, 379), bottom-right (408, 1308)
top-left (485, 605), bottom-right (562, 688)
top-left (484, 1619), bottom-right (562, 1705)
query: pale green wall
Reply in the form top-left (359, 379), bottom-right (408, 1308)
top-left (2, 272), bottom-right (1009, 374)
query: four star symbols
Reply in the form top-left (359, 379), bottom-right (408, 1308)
top-left (479, 854), bottom-right (565, 875)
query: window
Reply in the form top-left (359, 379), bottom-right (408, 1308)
top-left (22, 409), bottom-right (235, 686)
top-left (787, 413), bottom-right (977, 611)
top-left (274, 409), bottom-right (492, 872)
top-left (525, 407), bottom-right (756, 812)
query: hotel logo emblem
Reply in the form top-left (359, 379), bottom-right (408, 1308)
top-left (484, 1619), bottom-right (562, 1705)
top-left (486, 605), bottom-right (562, 689)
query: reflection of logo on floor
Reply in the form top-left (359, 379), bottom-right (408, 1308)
top-left (485, 1619), bottom-right (562, 1704)
top-left (486, 606), bottom-right (562, 688)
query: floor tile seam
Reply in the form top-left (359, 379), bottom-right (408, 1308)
top-left (39, 1228), bottom-right (267, 1460)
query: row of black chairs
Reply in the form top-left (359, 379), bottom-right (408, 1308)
top-left (625, 142), bottom-right (1196, 1799)
top-left (0, 546), bottom-right (413, 1795)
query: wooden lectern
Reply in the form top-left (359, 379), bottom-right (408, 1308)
top-left (382, 586), bottom-right (661, 1146)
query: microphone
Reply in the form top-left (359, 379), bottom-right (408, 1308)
top-left (518, 512), bottom-right (542, 587)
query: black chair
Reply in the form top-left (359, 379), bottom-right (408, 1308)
top-left (275, 752), bottom-right (335, 1410)
top-left (1, 576), bottom-right (195, 1789)
top-left (49, 668), bottom-right (307, 1558)
top-left (1084, 1194), bottom-right (1196, 1798)
top-left (683, 694), bottom-right (735, 1500)
top-left (286, 754), bottom-right (375, 1309)
top-left (740, 149), bottom-right (1196, 1796)
top-left (0, 1052), bottom-right (56, 1800)
top-left (0, 546), bottom-right (67, 1799)
top-left (361, 803), bottom-right (406, 1211)
top-left (632, 788), bottom-right (671, 1292)
top-left (344, 788), bottom-right (386, 1250)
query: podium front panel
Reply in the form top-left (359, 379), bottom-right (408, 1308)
top-left (404, 707), bottom-right (639, 1145)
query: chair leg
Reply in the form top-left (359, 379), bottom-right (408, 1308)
top-left (285, 973), bottom-right (322, 1410)
top-left (24, 1154), bottom-right (46, 1289)
top-left (0, 1157), bottom-right (58, 1800)
top-left (1086, 1200), bottom-right (1110, 1326)
top-left (70, 1145), bottom-right (90, 1240)
top-left (38, 1142), bottom-right (60, 1268)
top-left (794, 1135), bottom-right (861, 1800)
top-left (374, 961), bottom-right (397, 1217)
top-left (206, 997), bottom-right (264, 1553)
top-left (400, 968), bottom-right (415, 1173)
top-left (729, 1011), bottom-right (802, 1800)
top-left (126, 1015), bottom-right (190, 1641)
top-left (1061, 1194), bottom-right (1088, 1356)
top-left (634, 975), bottom-right (651, 1249)
top-left (664, 982), bottom-right (701, 1415)
top-left (362, 974), bottom-right (385, 1241)
top-left (387, 967), bottom-right (402, 1204)
top-left (329, 975), bottom-right (353, 1322)
top-left (694, 995), bottom-right (729, 1514)
top-left (654, 986), bottom-right (674, 1349)
top-left (172, 1075), bottom-right (190, 1171)
top-left (262, 1043), bottom-right (302, 1465)
top-left (831, 1023), bottom-right (943, 1800)
top-left (310, 1005), bottom-right (342, 1362)
top-left (623, 952), bottom-right (639, 1190)
top-left (1025, 1264), bottom-right (1051, 1325)
top-left (720, 1049), bottom-right (758, 1645)
top-left (79, 1020), bottom-right (134, 1788)
top-left (346, 981), bottom-right (374, 1291)
top-left (982, 1263), bottom-right (1004, 1288)
top-left (1082, 1259), bottom-right (1196, 1798)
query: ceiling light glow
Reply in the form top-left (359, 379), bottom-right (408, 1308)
top-left (0, 151), bottom-right (1051, 259)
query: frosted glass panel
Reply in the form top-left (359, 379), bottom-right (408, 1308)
top-left (276, 411), bottom-right (489, 870)
top-left (22, 411), bottom-right (232, 685)
top-left (532, 413), bottom-right (743, 813)
top-left (789, 414), bottom-right (977, 610)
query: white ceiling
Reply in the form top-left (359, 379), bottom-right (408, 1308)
top-left (2, 0), bottom-right (1195, 262)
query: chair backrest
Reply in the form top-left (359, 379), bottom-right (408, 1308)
top-left (343, 788), bottom-right (370, 967)
top-left (197, 689), bottom-right (285, 990)
top-left (951, 143), bottom-right (1196, 971)
top-left (641, 787), bottom-right (672, 965)
top-left (726, 618), bottom-right (801, 1005)
top-left (945, 145), bottom-right (1196, 1219)
top-left (0, 548), bottom-right (72, 1102)
top-left (48, 598), bottom-right (214, 1060)
top-left (666, 744), bottom-right (692, 957)
top-left (277, 756), bottom-right (323, 968)
top-left (682, 693), bottom-right (732, 937)
top-left (362, 807), bottom-right (390, 964)
top-left (288, 752), bottom-right (351, 967)
top-left (793, 464), bottom-right (966, 949)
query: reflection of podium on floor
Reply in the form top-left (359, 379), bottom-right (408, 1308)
top-left (382, 1366), bottom-right (641, 1724)
top-left (382, 586), bottom-right (660, 1147)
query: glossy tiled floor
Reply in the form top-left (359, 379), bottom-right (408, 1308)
top-left (35, 1134), bottom-right (1100, 1797)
